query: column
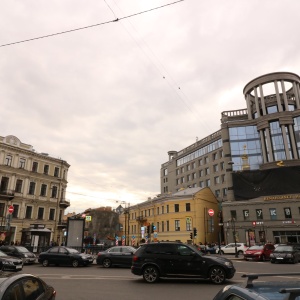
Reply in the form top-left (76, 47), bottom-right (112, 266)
top-left (265, 128), bottom-right (274, 162)
top-left (281, 125), bottom-right (291, 159)
top-left (274, 80), bottom-right (283, 112)
top-left (293, 82), bottom-right (300, 108)
top-left (254, 87), bottom-right (261, 117)
top-left (259, 84), bottom-right (267, 115)
top-left (281, 80), bottom-right (289, 110)
top-left (259, 130), bottom-right (268, 163)
top-left (289, 124), bottom-right (298, 159)
top-left (245, 94), bottom-right (252, 120)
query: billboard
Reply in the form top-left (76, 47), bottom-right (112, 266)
top-left (66, 218), bottom-right (85, 247)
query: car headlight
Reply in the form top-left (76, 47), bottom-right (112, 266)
top-left (270, 253), bottom-right (274, 257)
top-left (224, 261), bottom-right (233, 267)
top-left (286, 254), bottom-right (293, 258)
top-left (24, 254), bottom-right (28, 258)
top-left (254, 252), bottom-right (262, 255)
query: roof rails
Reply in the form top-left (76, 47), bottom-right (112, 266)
top-left (241, 273), bottom-right (300, 300)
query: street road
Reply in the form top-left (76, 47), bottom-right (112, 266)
top-left (19, 256), bottom-right (300, 300)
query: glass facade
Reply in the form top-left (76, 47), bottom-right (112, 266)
top-left (177, 139), bottom-right (222, 167)
top-left (293, 116), bottom-right (300, 157)
top-left (229, 126), bottom-right (263, 170)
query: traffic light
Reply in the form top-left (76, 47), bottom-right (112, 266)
top-left (190, 232), bottom-right (193, 239)
top-left (193, 228), bottom-right (197, 237)
top-left (147, 225), bottom-right (150, 234)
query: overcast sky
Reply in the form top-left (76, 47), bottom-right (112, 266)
top-left (1, 0), bottom-right (300, 213)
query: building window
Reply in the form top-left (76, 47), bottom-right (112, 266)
top-left (176, 169), bottom-right (180, 175)
top-left (40, 184), bottom-right (47, 197)
top-left (28, 182), bottom-right (36, 195)
top-left (156, 222), bottom-right (160, 232)
top-left (181, 167), bottom-right (184, 173)
top-left (284, 207), bottom-right (292, 219)
top-left (215, 190), bottom-right (220, 197)
top-left (163, 169), bottom-right (167, 176)
top-left (5, 155), bottom-right (12, 166)
top-left (176, 178), bottom-right (180, 185)
top-left (12, 205), bottom-right (19, 218)
top-left (219, 150), bottom-right (224, 158)
top-left (213, 152), bottom-right (217, 160)
top-left (157, 207), bottom-right (159, 215)
top-left (37, 207), bottom-right (44, 220)
top-left (199, 181), bottom-right (204, 188)
top-left (214, 176), bottom-right (220, 184)
top-left (223, 188), bottom-right (227, 196)
top-left (166, 220), bottom-right (169, 231)
top-left (243, 210), bottom-right (249, 220)
top-left (25, 206), bottom-right (32, 219)
top-left (205, 168), bottom-right (210, 175)
top-left (220, 162), bottom-right (225, 170)
top-left (187, 174), bottom-right (191, 181)
top-left (199, 159), bottom-right (203, 166)
top-left (186, 219), bottom-right (192, 231)
top-left (44, 165), bottom-right (49, 175)
top-left (49, 208), bottom-right (55, 221)
top-left (206, 179), bottom-right (210, 186)
top-left (32, 162), bottom-right (38, 172)
top-left (162, 206), bottom-right (164, 214)
top-left (174, 204), bottom-right (179, 212)
top-left (19, 158), bottom-right (26, 168)
top-left (186, 203), bottom-right (191, 211)
top-left (199, 170), bottom-right (204, 177)
top-left (192, 162), bottom-right (196, 169)
top-left (166, 205), bottom-right (169, 213)
top-left (213, 164), bottom-right (219, 172)
top-left (51, 186), bottom-right (58, 198)
top-left (162, 221), bottom-right (164, 232)
top-left (15, 179), bottom-right (23, 193)
top-left (256, 209), bottom-right (263, 220)
top-left (0, 203), bottom-right (5, 217)
top-left (204, 157), bottom-right (209, 164)
top-left (269, 208), bottom-right (277, 220)
top-left (186, 164), bottom-right (191, 171)
top-left (175, 220), bottom-right (180, 231)
top-left (230, 210), bottom-right (237, 220)
top-left (221, 174), bottom-right (225, 183)
top-left (54, 167), bottom-right (59, 177)
top-left (192, 173), bottom-right (196, 179)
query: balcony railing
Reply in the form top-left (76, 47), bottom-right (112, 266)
top-left (59, 199), bottom-right (70, 207)
top-left (0, 189), bottom-right (15, 201)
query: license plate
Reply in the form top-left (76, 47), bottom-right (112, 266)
top-left (16, 265), bottom-right (22, 269)
top-left (276, 257), bottom-right (283, 259)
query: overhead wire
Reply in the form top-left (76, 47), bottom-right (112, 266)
top-left (0, 0), bottom-right (184, 48)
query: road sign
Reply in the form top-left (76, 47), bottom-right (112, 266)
top-left (8, 205), bottom-right (14, 214)
top-left (208, 209), bottom-right (214, 217)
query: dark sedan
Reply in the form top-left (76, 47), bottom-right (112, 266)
top-left (96, 246), bottom-right (136, 268)
top-left (270, 244), bottom-right (300, 264)
top-left (38, 246), bottom-right (94, 267)
top-left (0, 273), bottom-right (56, 299)
top-left (0, 245), bottom-right (36, 264)
top-left (0, 250), bottom-right (23, 271)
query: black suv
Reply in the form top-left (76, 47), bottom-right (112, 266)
top-left (270, 244), bottom-right (300, 264)
top-left (131, 242), bottom-right (236, 284)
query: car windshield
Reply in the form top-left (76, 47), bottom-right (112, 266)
top-left (275, 245), bottom-right (293, 252)
top-left (0, 250), bottom-right (8, 257)
top-left (17, 247), bottom-right (31, 253)
top-left (248, 245), bottom-right (263, 250)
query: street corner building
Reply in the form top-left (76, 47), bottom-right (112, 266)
top-left (157, 71), bottom-right (300, 246)
top-left (0, 135), bottom-right (70, 251)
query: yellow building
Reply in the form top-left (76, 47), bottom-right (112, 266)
top-left (120, 187), bottom-right (221, 246)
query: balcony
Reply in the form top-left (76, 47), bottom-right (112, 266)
top-left (0, 189), bottom-right (15, 201)
top-left (57, 221), bottom-right (67, 229)
top-left (59, 199), bottom-right (70, 208)
top-left (136, 216), bottom-right (147, 223)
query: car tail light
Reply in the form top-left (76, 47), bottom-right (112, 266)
top-left (133, 255), bottom-right (139, 262)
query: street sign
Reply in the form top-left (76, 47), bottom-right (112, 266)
top-left (208, 209), bottom-right (214, 217)
top-left (8, 205), bottom-right (14, 214)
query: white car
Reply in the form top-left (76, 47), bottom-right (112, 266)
top-left (216, 243), bottom-right (248, 255)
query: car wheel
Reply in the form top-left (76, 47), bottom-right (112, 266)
top-left (293, 257), bottom-right (298, 264)
top-left (42, 259), bottom-right (49, 267)
top-left (142, 265), bottom-right (159, 283)
top-left (237, 250), bottom-right (243, 255)
top-left (102, 258), bottom-right (112, 268)
top-left (209, 266), bottom-right (226, 284)
top-left (72, 260), bottom-right (79, 268)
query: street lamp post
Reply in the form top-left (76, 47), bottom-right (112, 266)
top-left (231, 218), bottom-right (238, 257)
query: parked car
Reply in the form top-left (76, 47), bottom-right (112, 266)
top-left (215, 243), bottom-right (248, 255)
top-left (213, 272), bottom-right (300, 300)
top-left (243, 243), bottom-right (275, 261)
top-left (0, 250), bottom-right (23, 271)
top-left (0, 273), bottom-right (56, 299)
top-left (38, 246), bottom-right (94, 267)
top-left (131, 242), bottom-right (236, 284)
top-left (0, 245), bottom-right (36, 264)
top-left (270, 244), bottom-right (300, 264)
top-left (96, 246), bottom-right (136, 268)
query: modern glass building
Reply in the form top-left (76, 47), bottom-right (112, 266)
top-left (160, 72), bottom-right (300, 245)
